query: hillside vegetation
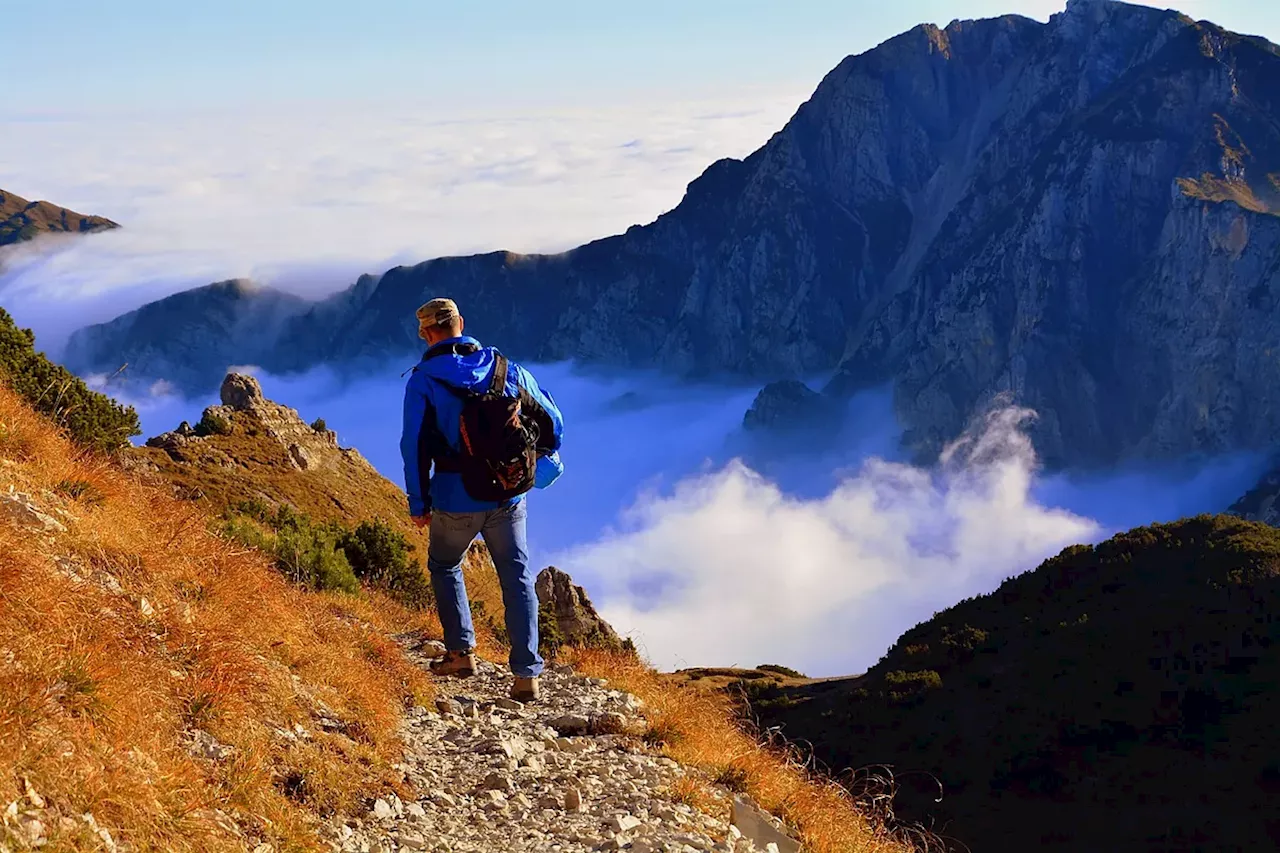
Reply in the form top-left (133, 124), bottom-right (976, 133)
top-left (743, 515), bottom-right (1280, 852)
top-left (0, 308), bottom-right (139, 453)
top-left (0, 384), bottom-right (436, 851)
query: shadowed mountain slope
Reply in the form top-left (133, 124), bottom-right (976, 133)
top-left (739, 514), bottom-right (1280, 852)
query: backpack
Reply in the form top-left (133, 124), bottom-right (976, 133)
top-left (424, 348), bottom-right (540, 502)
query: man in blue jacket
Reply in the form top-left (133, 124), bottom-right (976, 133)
top-left (401, 298), bottom-right (564, 702)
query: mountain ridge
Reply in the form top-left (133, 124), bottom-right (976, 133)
top-left (0, 188), bottom-right (119, 246)
top-left (67, 1), bottom-right (1280, 467)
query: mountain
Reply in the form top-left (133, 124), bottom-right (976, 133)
top-left (0, 187), bottom-right (118, 246)
top-left (737, 514), bottom-right (1280, 852)
top-left (65, 279), bottom-right (309, 391)
top-left (68, 0), bottom-right (1280, 467)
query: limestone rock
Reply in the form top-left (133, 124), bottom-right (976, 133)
top-left (221, 373), bottom-right (265, 410)
top-left (730, 796), bottom-right (800, 853)
top-left (535, 566), bottom-right (622, 650)
top-left (0, 491), bottom-right (65, 534)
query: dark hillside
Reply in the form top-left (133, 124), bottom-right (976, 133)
top-left (744, 516), bottom-right (1280, 852)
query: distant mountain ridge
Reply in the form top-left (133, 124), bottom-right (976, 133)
top-left (0, 187), bottom-right (118, 246)
top-left (68, 0), bottom-right (1280, 467)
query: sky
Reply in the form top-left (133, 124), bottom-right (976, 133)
top-left (4, 1), bottom-right (1272, 116)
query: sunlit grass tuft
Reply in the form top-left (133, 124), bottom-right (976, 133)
top-left (565, 647), bottom-right (923, 853)
top-left (0, 385), bottom-right (435, 851)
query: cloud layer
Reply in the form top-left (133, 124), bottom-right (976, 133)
top-left (0, 91), bottom-right (804, 349)
top-left (560, 406), bottom-right (1102, 676)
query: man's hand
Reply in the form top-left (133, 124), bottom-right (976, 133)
top-left (412, 514), bottom-right (431, 530)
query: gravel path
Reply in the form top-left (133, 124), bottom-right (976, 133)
top-left (322, 639), bottom-right (790, 853)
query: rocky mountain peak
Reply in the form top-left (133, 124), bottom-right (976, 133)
top-left (535, 567), bottom-right (623, 651)
top-left (221, 372), bottom-right (266, 411)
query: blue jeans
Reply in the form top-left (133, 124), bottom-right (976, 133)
top-left (426, 501), bottom-right (544, 678)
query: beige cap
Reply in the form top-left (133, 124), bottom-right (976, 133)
top-left (416, 297), bottom-right (460, 326)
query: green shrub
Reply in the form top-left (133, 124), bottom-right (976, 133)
top-left (193, 410), bottom-right (232, 437)
top-left (310, 417), bottom-right (327, 432)
top-left (55, 478), bottom-right (107, 507)
top-left (273, 527), bottom-right (359, 594)
top-left (337, 518), bottom-right (433, 608)
top-left (0, 307), bottom-right (140, 453)
top-left (884, 669), bottom-right (943, 704)
top-left (756, 663), bottom-right (807, 678)
top-left (538, 600), bottom-right (567, 659)
top-left (220, 510), bottom-right (357, 594)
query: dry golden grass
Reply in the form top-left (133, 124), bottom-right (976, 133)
top-left (0, 386), bottom-right (436, 852)
top-left (566, 648), bottom-right (922, 853)
top-left (129, 403), bottom-right (509, 656)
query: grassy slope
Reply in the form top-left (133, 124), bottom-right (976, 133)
top-left (1, 376), bottom-right (916, 852)
top-left (131, 405), bottom-right (511, 658)
top-left (0, 385), bottom-right (435, 852)
top-left (742, 515), bottom-right (1280, 852)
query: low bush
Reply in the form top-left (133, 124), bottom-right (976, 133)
top-left (0, 307), bottom-right (140, 452)
top-left (193, 410), bottom-right (232, 437)
top-left (337, 518), bottom-right (433, 608)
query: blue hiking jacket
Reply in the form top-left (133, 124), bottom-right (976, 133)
top-left (400, 336), bottom-right (564, 516)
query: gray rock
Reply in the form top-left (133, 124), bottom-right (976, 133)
top-left (434, 698), bottom-right (462, 717)
top-left (0, 491), bottom-right (66, 534)
top-left (371, 799), bottom-right (394, 820)
top-left (535, 567), bottom-right (624, 650)
top-left (548, 714), bottom-right (590, 735)
top-left (729, 797), bottom-right (800, 853)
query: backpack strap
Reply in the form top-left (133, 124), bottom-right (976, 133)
top-left (489, 353), bottom-right (510, 396)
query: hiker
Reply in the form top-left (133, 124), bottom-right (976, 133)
top-left (400, 298), bottom-right (564, 702)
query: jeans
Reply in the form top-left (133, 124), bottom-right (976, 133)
top-left (426, 501), bottom-right (544, 678)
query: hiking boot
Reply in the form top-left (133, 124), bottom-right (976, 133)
top-left (511, 676), bottom-right (540, 703)
top-left (429, 650), bottom-right (476, 678)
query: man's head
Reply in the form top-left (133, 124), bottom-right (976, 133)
top-left (416, 297), bottom-right (464, 345)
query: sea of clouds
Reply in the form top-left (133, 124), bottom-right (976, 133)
top-left (0, 91), bottom-right (1263, 676)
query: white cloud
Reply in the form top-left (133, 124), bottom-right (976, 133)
top-left (0, 90), bottom-right (805, 350)
top-left (559, 406), bottom-right (1102, 676)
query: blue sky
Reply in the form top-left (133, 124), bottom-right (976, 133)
top-left (6, 1), bottom-right (1276, 114)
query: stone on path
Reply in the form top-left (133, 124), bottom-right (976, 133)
top-left (731, 796), bottom-right (801, 853)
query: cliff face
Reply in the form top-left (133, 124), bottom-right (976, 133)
top-left (67, 1), bottom-right (1280, 467)
top-left (0, 187), bottom-right (118, 246)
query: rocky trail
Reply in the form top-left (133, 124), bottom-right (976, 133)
top-left (323, 638), bottom-right (799, 853)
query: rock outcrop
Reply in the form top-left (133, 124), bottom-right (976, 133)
top-left (0, 187), bottom-right (118, 247)
top-left (742, 380), bottom-right (838, 433)
top-left (145, 372), bottom-right (372, 475)
top-left (536, 567), bottom-right (623, 651)
top-left (1229, 458), bottom-right (1280, 524)
top-left (67, 2), bottom-right (1280, 467)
